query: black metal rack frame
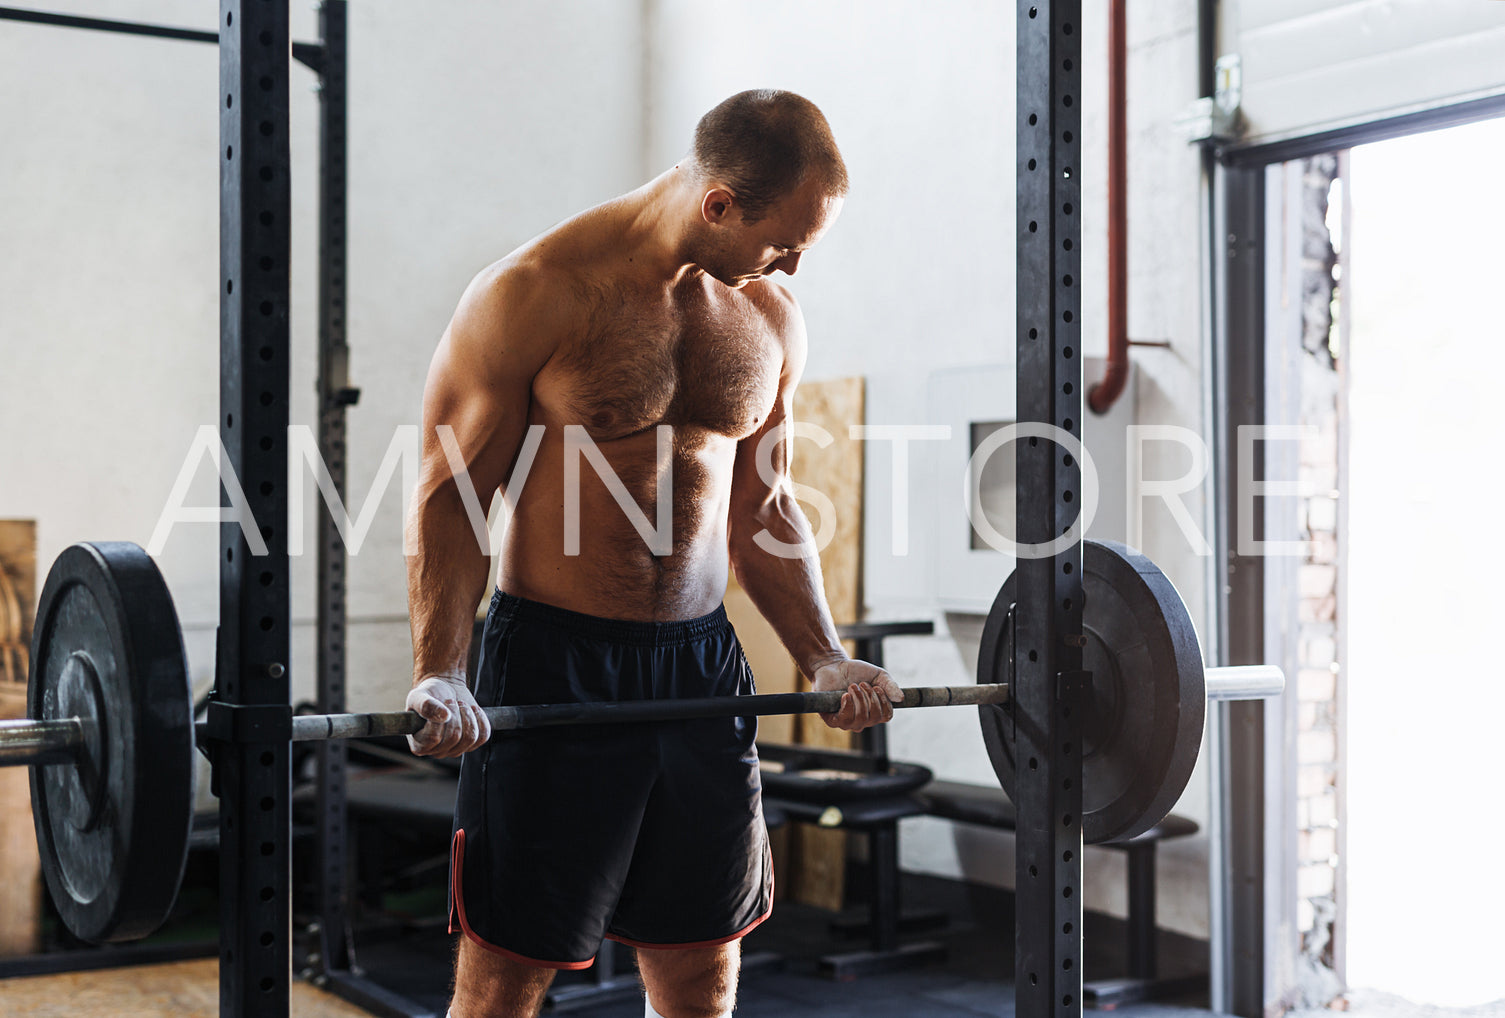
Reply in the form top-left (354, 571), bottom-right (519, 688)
top-left (214, 4), bottom-right (296, 1015)
top-left (1013, 3), bottom-right (1086, 1016)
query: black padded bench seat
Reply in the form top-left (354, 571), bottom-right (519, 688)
top-left (762, 793), bottom-right (928, 830)
top-left (915, 779), bottom-right (1199, 843)
top-left (914, 778), bottom-right (1201, 1005)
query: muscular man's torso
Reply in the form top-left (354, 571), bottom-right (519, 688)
top-left (495, 205), bottom-right (790, 622)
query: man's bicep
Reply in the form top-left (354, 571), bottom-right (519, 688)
top-left (730, 403), bottom-right (786, 515)
top-left (731, 286), bottom-right (808, 523)
top-left (418, 343), bottom-right (524, 502)
top-left (729, 366), bottom-right (805, 550)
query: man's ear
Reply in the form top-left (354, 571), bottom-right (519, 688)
top-left (701, 187), bottom-right (736, 225)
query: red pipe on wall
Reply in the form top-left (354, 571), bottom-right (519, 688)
top-left (1090, 0), bottom-right (1129, 414)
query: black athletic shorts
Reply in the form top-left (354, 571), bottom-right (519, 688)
top-left (447, 590), bottom-right (774, 969)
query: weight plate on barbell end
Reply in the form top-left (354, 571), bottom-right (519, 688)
top-left (28, 542), bottom-right (194, 943)
top-left (977, 540), bottom-right (1206, 845)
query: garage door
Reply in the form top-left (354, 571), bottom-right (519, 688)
top-left (1222, 0), bottom-right (1505, 145)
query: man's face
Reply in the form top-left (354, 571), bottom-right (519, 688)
top-left (700, 177), bottom-right (844, 289)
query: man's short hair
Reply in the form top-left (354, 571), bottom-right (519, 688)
top-left (691, 89), bottom-right (849, 222)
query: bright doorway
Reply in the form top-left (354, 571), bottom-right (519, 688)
top-left (1344, 115), bottom-right (1505, 1009)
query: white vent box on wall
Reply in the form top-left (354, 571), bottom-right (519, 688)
top-left (928, 360), bottom-right (1135, 613)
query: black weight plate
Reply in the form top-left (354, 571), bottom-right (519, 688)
top-left (977, 540), bottom-right (1205, 844)
top-left (29, 542), bottom-right (193, 943)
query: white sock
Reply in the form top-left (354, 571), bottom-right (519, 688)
top-left (644, 996), bottom-right (730, 1018)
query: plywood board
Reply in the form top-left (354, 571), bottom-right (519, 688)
top-left (0, 521), bottom-right (39, 957)
top-left (0, 519), bottom-right (36, 687)
top-left (789, 376), bottom-right (863, 752)
top-left (0, 681), bottom-right (40, 956)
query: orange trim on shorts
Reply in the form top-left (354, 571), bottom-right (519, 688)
top-left (449, 829), bottom-right (597, 972)
top-left (604, 841), bottom-right (776, 952)
top-left (604, 907), bottom-right (772, 952)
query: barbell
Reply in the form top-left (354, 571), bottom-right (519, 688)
top-left (0, 540), bottom-right (1281, 945)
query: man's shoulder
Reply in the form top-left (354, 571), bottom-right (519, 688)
top-left (510, 197), bottom-right (630, 279)
top-left (440, 256), bottom-right (584, 387)
top-left (459, 246), bottom-right (588, 329)
top-left (740, 280), bottom-right (807, 356)
top-left (733, 276), bottom-right (797, 325)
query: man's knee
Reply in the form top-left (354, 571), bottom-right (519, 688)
top-left (637, 943), bottom-right (739, 1018)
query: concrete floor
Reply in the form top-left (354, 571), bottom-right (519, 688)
top-left (568, 967), bottom-right (1224, 1018)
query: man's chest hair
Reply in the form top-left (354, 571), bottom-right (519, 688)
top-left (545, 290), bottom-right (783, 443)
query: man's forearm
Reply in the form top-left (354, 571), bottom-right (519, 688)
top-left (406, 486), bottom-right (493, 685)
top-left (729, 491), bottom-right (847, 679)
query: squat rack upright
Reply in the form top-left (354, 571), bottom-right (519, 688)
top-left (0, 5), bottom-right (372, 1016)
top-left (1009, 3), bottom-right (1087, 1017)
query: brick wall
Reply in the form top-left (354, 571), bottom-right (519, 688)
top-left (1292, 155), bottom-right (1342, 980)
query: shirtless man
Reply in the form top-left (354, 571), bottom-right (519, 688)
top-left (403, 90), bottom-right (902, 1018)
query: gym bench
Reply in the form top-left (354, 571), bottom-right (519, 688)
top-left (915, 779), bottom-right (1204, 1007)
